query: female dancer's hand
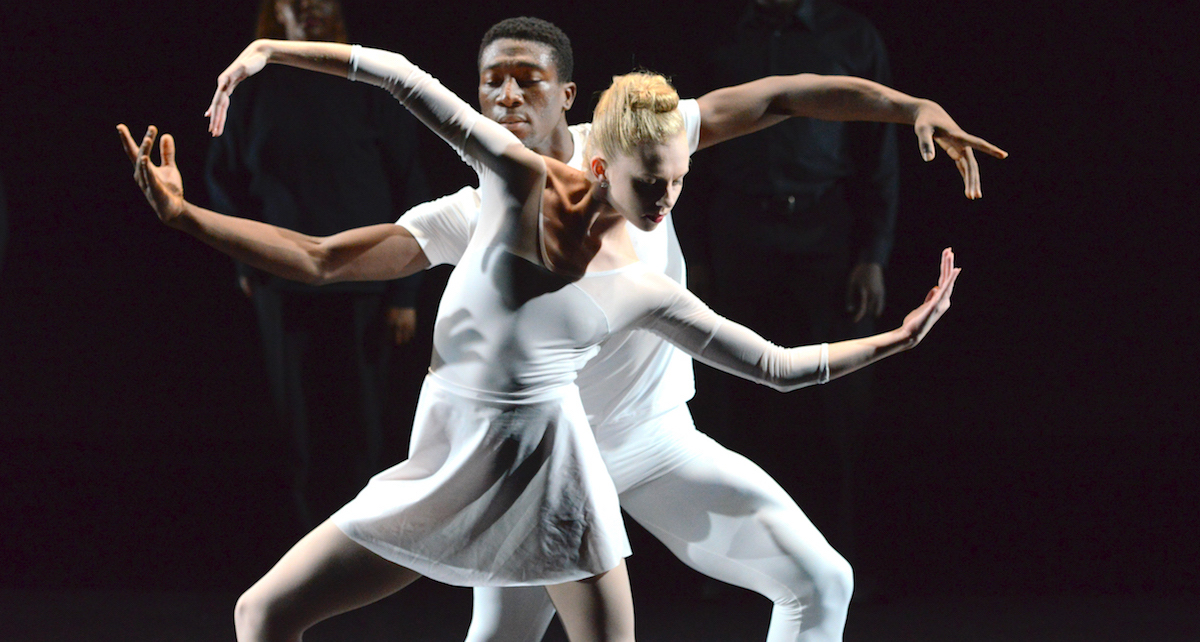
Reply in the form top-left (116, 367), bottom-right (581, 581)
top-left (898, 248), bottom-right (961, 346)
top-left (912, 103), bottom-right (1008, 200)
top-left (206, 40), bottom-right (270, 137)
top-left (117, 124), bottom-right (186, 225)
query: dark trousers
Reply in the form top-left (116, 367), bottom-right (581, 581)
top-left (251, 288), bottom-right (395, 531)
top-left (696, 185), bottom-right (875, 563)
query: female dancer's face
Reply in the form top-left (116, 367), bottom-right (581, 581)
top-left (601, 131), bottom-right (690, 231)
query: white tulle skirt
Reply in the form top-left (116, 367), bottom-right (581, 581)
top-left (332, 374), bottom-right (630, 586)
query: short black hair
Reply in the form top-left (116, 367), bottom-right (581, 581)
top-left (478, 16), bottom-right (574, 82)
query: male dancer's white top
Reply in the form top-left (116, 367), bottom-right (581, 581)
top-left (399, 102), bottom-right (707, 491)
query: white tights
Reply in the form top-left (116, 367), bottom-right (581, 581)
top-left (465, 433), bottom-right (853, 642)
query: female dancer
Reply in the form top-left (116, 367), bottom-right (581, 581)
top-left (120, 38), bottom-right (959, 642)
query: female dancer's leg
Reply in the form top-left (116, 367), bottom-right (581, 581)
top-left (233, 520), bottom-right (422, 642)
top-left (234, 520), bottom-right (634, 642)
top-left (544, 561), bottom-right (635, 642)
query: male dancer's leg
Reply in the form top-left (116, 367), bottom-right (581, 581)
top-left (466, 586), bottom-right (557, 642)
top-left (619, 436), bottom-right (853, 642)
top-left (466, 566), bottom-right (634, 642)
top-left (465, 422), bottom-right (851, 642)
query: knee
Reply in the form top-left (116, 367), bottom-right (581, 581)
top-left (755, 510), bottom-right (853, 620)
top-left (234, 587), bottom-right (292, 642)
top-left (778, 550), bottom-right (852, 639)
top-left (815, 551), bottom-right (853, 613)
top-left (234, 589), bottom-right (266, 640)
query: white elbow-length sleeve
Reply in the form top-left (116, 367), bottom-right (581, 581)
top-left (348, 46), bottom-right (521, 172)
top-left (396, 186), bottom-right (480, 267)
top-left (634, 275), bottom-right (830, 391)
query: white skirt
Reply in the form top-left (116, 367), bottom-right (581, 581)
top-left (332, 374), bottom-right (630, 587)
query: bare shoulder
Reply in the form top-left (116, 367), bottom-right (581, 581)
top-left (541, 156), bottom-right (593, 224)
top-left (539, 157), bottom-right (604, 278)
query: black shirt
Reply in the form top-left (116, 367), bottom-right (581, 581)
top-left (206, 65), bottom-right (428, 304)
top-left (701, 0), bottom-right (898, 265)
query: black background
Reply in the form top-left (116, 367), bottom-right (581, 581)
top-left (1, 0), bottom-right (1196, 608)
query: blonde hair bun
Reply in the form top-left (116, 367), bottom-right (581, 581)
top-left (620, 75), bottom-right (680, 113)
top-left (587, 71), bottom-right (684, 160)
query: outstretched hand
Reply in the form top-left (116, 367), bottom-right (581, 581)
top-left (206, 41), bottom-right (269, 136)
top-left (117, 124), bottom-right (186, 225)
top-left (899, 248), bottom-right (961, 345)
top-left (913, 103), bottom-right (1008, 200)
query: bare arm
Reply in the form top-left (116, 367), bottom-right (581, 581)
top-left (118, 124), bottom-right (430, 284)
top-left (695, 74), bottom-right (1007, 198)
top-left (206, 39), bottom-right (354, 137)
top-left (207, 41), bottom-right (541, 178)
top-left (824, 247), bottom-right (959, 379)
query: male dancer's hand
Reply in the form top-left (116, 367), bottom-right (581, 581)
top-left (117, 124), bottom-right (186, 225)
top-left (912, 102), bottom-right (1008, 200)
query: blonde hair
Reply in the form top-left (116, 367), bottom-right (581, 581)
top-left (587, 72), bottom-right (684, 161)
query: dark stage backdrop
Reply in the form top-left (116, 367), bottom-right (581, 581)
top-left (0, 0), bottom-right (1196, 601)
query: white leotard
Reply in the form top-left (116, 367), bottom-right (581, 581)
top-left (401, 104), bottom-right (709, 487)
top-left (400, 110), bottom-right (697, 429)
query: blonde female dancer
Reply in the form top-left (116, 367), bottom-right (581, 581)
top-left (120, 38), bottom-right (959, 642)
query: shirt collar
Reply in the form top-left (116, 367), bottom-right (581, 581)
top-left (742, 0), bottom-right (816, 32)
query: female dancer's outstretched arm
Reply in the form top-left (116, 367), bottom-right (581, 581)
top-left (625, 248), bottom-right (960, 391)
top-left (205, 39), bottom-right (547, 260)
top-left (205, 40), bottom-right (353, 137)
top-left (206, 40), bottom-right (539, 179)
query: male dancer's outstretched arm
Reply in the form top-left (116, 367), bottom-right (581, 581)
top-left (695, 74), bottom-right (1007, 199)
top-left (117, 124), bottom-right (430, 284)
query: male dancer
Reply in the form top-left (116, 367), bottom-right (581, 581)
top-left (121, 17), bottom-right (1002, 641)
top-left (393, 18), bottom-right (1003, 642)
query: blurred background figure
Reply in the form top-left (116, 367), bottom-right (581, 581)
top-left (0, 172), bottom-right (7, 280)
top-left (205, 0), bottom-right (428, 532)
top-left (684, 0), bottom-right (897, 572)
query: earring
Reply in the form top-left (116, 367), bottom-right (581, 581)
top-left (599, 178), bottom-right (609, 189)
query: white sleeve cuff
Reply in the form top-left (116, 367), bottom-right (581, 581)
top-left (817, 343), bottom-right (830, 384)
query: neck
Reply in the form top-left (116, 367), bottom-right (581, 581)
top-left (539, 162), bottom-right (637, 275)
top-left (584, 186), bottom-right (635, 253)
top-left (531, 119), bottom-right (575, 163)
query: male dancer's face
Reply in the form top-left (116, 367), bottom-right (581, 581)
top-left (478, 39), bottom-right (576, 157)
